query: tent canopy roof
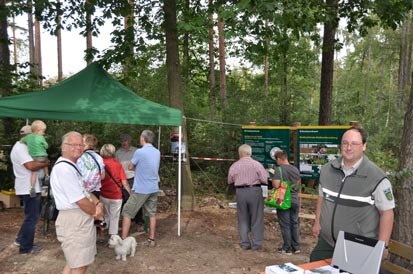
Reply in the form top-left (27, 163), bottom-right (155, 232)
top-left (0, 62), bottom-right (182, 126)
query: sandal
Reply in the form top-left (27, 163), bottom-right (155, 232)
top-left (143, 238), bottom-right (156, 247)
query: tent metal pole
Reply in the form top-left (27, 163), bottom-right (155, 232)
top-left (158, 126), bottom-right (161, 149)
top-left (178, 126), bottom-right (182, 236)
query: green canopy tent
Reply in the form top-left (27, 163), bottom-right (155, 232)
top-left (0, 62), bottom-right (185, 235)
top-left (0, 62), bottom-right (182, 126)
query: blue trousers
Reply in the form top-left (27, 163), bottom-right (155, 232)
top-left (276, 201), bottom-right (300, 251)
top-left (16, 194), bottom-right (41, 253)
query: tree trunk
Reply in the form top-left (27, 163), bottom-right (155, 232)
top-left (85, 0), bottom-right (93, 65)
top-left (56, 0), bottom-right (63, 81)
top-left (182, 0), bottom-right (190, 81)
top-left (393, 72), bottom-right (413, 266)
top-left (217, 8), bottom-right (227, 111)
top-left (12, 15), bottom-right (18, 68)
top-left (124, 0), bottom-right (135, 73)
top-left (397, 13), bottom-right (413, 110)
top-left (318, 0), bottom-right (338, 126)
top-left (208, 0), bottom-right (216, 118)
top-left (279, 50), bottom-right (288, 124)
top-left (361, 38), bottom-right (371, 117)
top-left (0, 0), bottom-right (14, 139)
top-left (27, 0), bottom-right (35, 74)
top-left (34, 19), bottom-right (42, 86)
top-left (163, 0), bottom-right (194, 211)
top-left (264, 19), bottom-right (269, 123)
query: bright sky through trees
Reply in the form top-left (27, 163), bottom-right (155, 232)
top-left (11, 14), bottom-right (113, 79)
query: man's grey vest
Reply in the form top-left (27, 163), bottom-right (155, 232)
top-left (319, 156), bottom-right (386, 247)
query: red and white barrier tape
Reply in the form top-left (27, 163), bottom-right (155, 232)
top-left (161, 155), bottom-right (235, 161)
top-left (191, 157), bottom-right (235, 161)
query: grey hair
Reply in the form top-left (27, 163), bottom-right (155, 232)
top-left (61, 131), bottom-right (82, 145)
top-left (100, 144), bottom-right (116, 158)
top-left (141, 129), bottom-right (155, 144)
top-left (238, 144), bottom-right (252, 156)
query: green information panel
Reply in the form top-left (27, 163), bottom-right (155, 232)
top-left (242, 126), bottom-right (290, 168)
top-left (297, 126), bottom-right (350, 179)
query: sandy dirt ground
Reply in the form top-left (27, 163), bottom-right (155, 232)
top-left (0, 192), bottom-right (318, 274)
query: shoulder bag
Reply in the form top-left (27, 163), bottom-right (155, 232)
top-left (85, 150), bottom-right (102, 176)
top-left (264, 166), bottom-right (292, 210)
top-left (41, 160), bottom-right (82, 221)
top-left (104, 166), bottom-right (130, 203)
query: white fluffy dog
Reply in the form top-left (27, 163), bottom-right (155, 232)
top-left (108, 235), bottom-right (137, 261)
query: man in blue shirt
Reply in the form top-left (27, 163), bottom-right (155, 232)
top-left (121, 130), bottom-right (160, 246)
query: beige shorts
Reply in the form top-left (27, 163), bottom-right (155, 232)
top-left (56, 209), bottom-right (96, 268)
top-left (122, 192), bottom-right (158, 219)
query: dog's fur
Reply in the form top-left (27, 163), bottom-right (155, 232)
top-left (108, 235), bottom-right (137, 261)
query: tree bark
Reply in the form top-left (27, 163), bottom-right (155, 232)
top-left (124, 0), bottom-right (135, 73)
top-left (264, 19), bottom-right (269, 123)
top-left (394, 72), bottom-right (413, 264)
top-left (361, 38), bottom-right (371, 117)
top-left (56, 0), bottom-right (63, 81)
top-left (12, 15), bottom-right (18, 69)
top-left (318, 0), bottom-right (338, 126)
top-left (34, 19), bottom-right (42, 86)
top-left (85, 0), bottom-right (93, 65)
top-left (279, 50), bottom-right (289, 124)
top-left (217, 8), bottom-right (227, 111)
top-left (163, 0), bottom-right (194, 211)
top-left (27, 0), bottom-right (35, 74)
top-left (182, 0), bottom-right (190, 81)
top-left (208, 0), bottom-right (216, 118)
top-left (397, 13), bottom-right (413, 110)
top-left (0, 0), bottom-right (14, 140)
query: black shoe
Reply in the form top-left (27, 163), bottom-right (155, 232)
top-left (19, 245), bottom-right (42, 254)
top-left (277, 247), bottom-right (292, 255)
top-left (241, 245), bottom-right (251, 250)
top-left (252, 246), bottom-right (263, 251)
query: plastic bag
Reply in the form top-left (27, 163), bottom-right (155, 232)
top-left (264, 167), bottom-right (292, 210)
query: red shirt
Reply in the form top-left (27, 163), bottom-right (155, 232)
top-left (100, 158), bottom-right (126, 199)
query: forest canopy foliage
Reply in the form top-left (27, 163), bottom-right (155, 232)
top-left (0, 0), bottom-right (412, 192)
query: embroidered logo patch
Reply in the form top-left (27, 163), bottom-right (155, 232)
top-left (383, 188), bottom-right (394, 201)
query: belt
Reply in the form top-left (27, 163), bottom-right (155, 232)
top-left (235, 184), bottom-right (261, 189)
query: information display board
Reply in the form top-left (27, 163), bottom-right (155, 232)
top-left (242, 126), bottom-right (290, 168)
top-left (297, 126), bottom-right (350, 179)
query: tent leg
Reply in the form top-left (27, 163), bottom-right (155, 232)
top-left (178, 126), bottom-right (182, 236)
top-left (158, 126), bottom-right (161, 149)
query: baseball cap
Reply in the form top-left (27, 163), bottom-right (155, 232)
top-left (20, 125), bottom-right (32, 135)
top-left (120, 133), bottom-right (132, 142)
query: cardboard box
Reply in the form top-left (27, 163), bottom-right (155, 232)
top-left (0, 192), bottom-right (21, 208)
top-left (265, 263), bottom-right (304, 274)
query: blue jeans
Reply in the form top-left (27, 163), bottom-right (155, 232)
top-left (276, 201), bottom-right (300, 251)
top-left (16, 194), bottom-right (41, 253)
